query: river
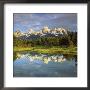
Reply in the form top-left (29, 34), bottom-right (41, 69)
top-left (13, 51), bottom-right (77, 77)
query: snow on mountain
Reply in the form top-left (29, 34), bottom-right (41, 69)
top-left (14, 26), bottom-right (68, 40)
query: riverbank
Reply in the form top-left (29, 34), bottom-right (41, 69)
top-left (14, 46), bottom-right (77, 55)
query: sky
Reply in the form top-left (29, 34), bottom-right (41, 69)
top-left (14, 13), bottom-right (77, 32)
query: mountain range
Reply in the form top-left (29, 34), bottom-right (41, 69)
top-left (14, 26), bottom-right (68, 40)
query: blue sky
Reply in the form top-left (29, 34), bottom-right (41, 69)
top-left (14, 13), bottom-right (77, 32)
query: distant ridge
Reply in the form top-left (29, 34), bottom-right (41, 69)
top-left (14, 26), bottom-right (68, 39)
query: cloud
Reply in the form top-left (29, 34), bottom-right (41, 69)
top-left (14, 13), bottom-right (77, 32)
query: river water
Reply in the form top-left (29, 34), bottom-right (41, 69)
top-left (13, 51), bottom-right (77, 77)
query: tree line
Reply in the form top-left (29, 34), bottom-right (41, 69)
top-left (13, 31), bottom-right (77, 47)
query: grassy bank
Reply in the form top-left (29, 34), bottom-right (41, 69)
top-left (14, 46), bottom-right (77, 55)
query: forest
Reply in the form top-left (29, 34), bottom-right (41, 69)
top-left (13, 31), bottom-right (77, 55)
top-left (14, 31), bottom-right (77, 47)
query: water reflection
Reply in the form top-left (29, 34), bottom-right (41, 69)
top-left (14, 52), bottom-right (77, 64)
top-left (13, 51), bottom-right (77, 77)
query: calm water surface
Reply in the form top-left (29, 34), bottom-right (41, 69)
top-left (13, 51), bottom-right (77, 77)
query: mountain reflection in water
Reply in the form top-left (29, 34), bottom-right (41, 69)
top-left (13, 51), bottom-right (77, 77)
